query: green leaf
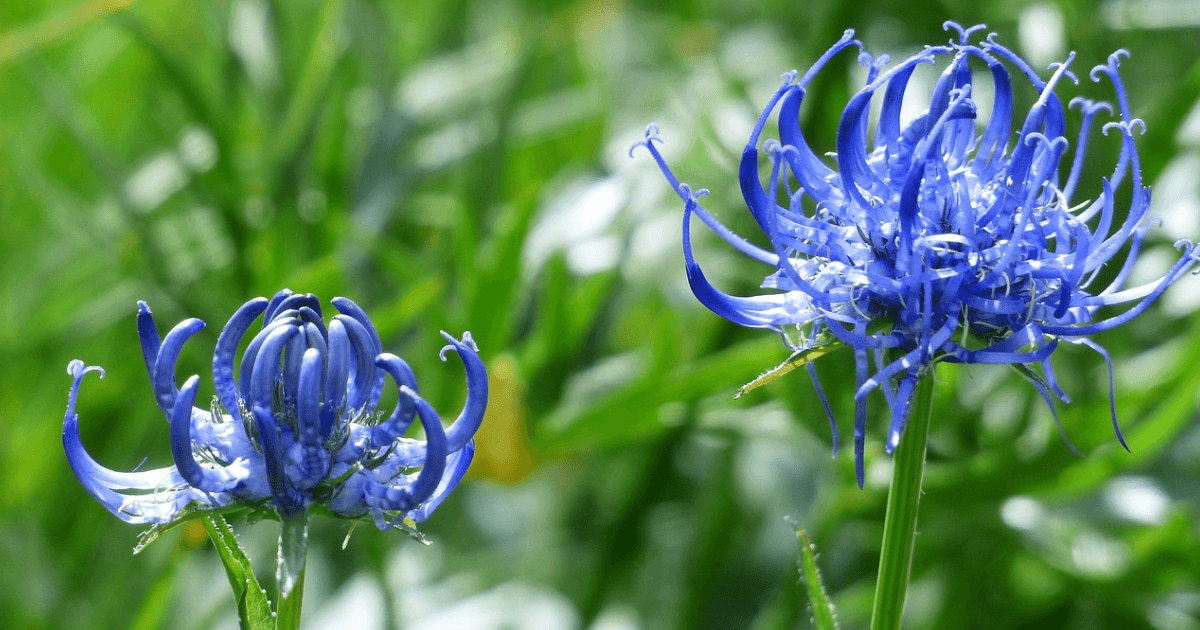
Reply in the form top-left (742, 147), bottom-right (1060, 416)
top-left (789, 521), bottom-right (839, 630)
top-left (135, 505), bottom-right (254, 554)
top-left (202, 514), bottom-right (276, 630)
top-left (736, 340), bottom-right (844, 399)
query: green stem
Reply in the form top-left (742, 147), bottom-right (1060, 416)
top-left (869, 374), bottom-right (935, 630)
top-left (276, 566), bottom-right (306, 630)
top-left (276, 513), bottom-right (309, 630)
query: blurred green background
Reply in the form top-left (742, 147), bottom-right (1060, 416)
top-left (3, 0), bottom-right (1200, 628)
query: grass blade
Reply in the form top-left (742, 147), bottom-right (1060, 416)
top-left (790, 520), bottom-right (839, 630)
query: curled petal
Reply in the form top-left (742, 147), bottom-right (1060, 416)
top-left (275, 292), bottom-right (322, 321)
top-left (170, 375), bottom-right (237, 493)
top-left (152, 318), bottom-right (206, 416)
top-left (439, 331), bottom-right (488, 454)
top-left (332, 314), bottom-right (379, 413)
top-left (213, 297), bottom-right (268, 417)
top-left (369, 353), bottom-right (420, 449)
top-left (364, 386), bottom-right (448, 512)
top-left (323, 319), bottom-right (352, 435)
top-left (281, 329), bottom-right (307, 406)
top-left (239, 314), bottom-right (299, 397)
top-left (63, 361), bottom-right (216, 524)
top-left (408, 440), bottom-right (475, 523)
top-left (332, 296), bottom-right (387, 409)
top-left (249, 324), bottom-right (301, 411)
top-left (262, 289), bottom-right (294, 326)
top-left (683, 195), bottom-right (813, 328)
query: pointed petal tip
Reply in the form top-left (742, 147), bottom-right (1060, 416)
top-left (886, 431), bottom-right (901, 454)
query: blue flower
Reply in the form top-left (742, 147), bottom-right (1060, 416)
top-left (635, 23), bottom-right (1198, 486)
top-left (63, 289), bottom-right (486, 532)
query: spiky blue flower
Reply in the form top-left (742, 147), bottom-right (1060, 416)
top-left (64, 289), bottom-right (486, 536)
top-left (635, 23), bottom-right (1198, 486)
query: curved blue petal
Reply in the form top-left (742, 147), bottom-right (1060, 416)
top-left (322, 318), bottom-right (352, 436)
top-left (363, 386), bottom-right (448, 512)
top-left (408, 440), bottom-right (475, 523)
top-left (239, 313), bottom-right (298, 397)
top-left (213, 297), bottom-right (269, 417)
top-left (249, 323), bottom-right (301, 412)
top-left (252, 405), bottom-right (306, 516)
top-left (136, 301), bottom-right (161, 383)
top-left (332, 296), bottom-right (387, 409)
top-left (63, 361), bottom-right (217, 524)
top-left (293, 348), bottom-right (329, 490)
top-left (439, 331), bottom-right (487, 454)
top-left (332, 314), bottom-right (378, 413)
top-left (369, 353), bottom-right (419, 448)
top-left (170, 375), bottom-right (238, 493)
top-left (263, 289), bottom-right (294, 326)
top-left (152, 318), bottom-right (206, 416)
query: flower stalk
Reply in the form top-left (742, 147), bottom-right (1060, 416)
top-left (276, 547), bottom-right (306, 630)
top-left (870, 372), bottom-right (934, 630)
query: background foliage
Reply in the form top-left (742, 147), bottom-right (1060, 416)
top-left (3, 0), bottom-right (1200, 628)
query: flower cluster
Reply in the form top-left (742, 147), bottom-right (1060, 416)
top-left (63, 289), bottom-right (486, 531)
top-left (636, 23), bottom-right (1198, 485)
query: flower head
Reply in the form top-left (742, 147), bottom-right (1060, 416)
top-left (64, 289), bottom-right (486, 532)
top-left (635, 23), bottom-right (1198, 486)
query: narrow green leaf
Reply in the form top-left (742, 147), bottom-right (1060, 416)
top-left (1007, 362), bottom-right (1053, 397)
top-left (789, 521), bottom-right (839, 630)
top-left (736, 323), bottom-right (889, 399)
top-left (736, 341), bottom-right (843, 399)
top-left (201, 514), bottom-right (275, 630)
